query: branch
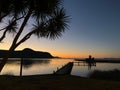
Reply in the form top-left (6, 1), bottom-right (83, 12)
top-left (11, 8), bottom-right (32, 47)
top-left (0, 15), bottom-right (25, 42)
top-left (0, 15), bottom-right (25, 32)
top-left (0, 27), bottom-right (6, 31)
top-left (0, 29), bottom-right (7, 42)
top-left (0, 13), bottom-right (8, 22)
top-left (13, 15), bottom-right (25, 21)
top-left (16, 30), bottom-right (36, 47)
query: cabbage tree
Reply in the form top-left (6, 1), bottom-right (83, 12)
top-left (0, 0), bottom-right (69, 72)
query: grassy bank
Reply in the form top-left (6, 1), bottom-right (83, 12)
top-left (0, 75), bottom-right (120, 90)
top-left (89, 69), bottom-right (120, 81)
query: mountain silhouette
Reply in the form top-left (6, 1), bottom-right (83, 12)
top-left (0, 48), bottom-right (53, 58)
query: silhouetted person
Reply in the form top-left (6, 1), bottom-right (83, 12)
top-left (86, 55), bottom-right (96, 70)
top-left (89, 55), bottom-right (92, 59)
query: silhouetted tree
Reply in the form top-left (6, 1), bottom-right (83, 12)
top-left (0, 0), bottom-right (69, 72)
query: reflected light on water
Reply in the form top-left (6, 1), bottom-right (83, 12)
top-left (1, 59), bottom-right (74, 76)
top-left (0, 59), bottom-right (120, 77)
top-left (1, 61), bottom-right (20, 75)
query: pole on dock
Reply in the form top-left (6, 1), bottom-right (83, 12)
top-left (20, 58), bottom-right (23, 77)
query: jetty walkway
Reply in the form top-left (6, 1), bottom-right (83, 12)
top-left (54, 62), bottom-right (73, 75)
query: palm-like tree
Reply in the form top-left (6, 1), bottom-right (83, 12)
top-left (0, 0), bottom-right (26, 42)
top-left (0, 0), bottom-right (69, 72)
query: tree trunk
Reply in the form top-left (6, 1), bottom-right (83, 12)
top-left (0, 9), bottom-right (32, 73)
top-left (0, 46), bottom-right (15, 72)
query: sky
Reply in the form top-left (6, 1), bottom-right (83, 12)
top-left (0, 0), bottom-right (120, 58)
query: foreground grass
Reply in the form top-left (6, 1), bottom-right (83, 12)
top-left (0, 74), bottom-right (120, 90)
top-left (89, 69), bottom-right (120, 81)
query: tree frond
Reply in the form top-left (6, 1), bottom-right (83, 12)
top-left (10, 0), bottom-right (28, 18)
top-left (6, 19), bottom-right (18, 33)
top-left (45, 8), bottom-right (69, 39)
top-left (0, 0), bottom-right (11, 21)
top-left (32, 0), bottom-right (61, 21)
top-left (32, 7), bottom-right (69, 40)
top-left (32, 21), bottom-right (47, 38)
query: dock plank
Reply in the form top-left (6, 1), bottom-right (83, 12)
top-left (54, 62), bottom-right (73, 75)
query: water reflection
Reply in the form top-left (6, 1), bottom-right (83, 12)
top-left (1, 59), bottom-right (120, 77)
top-left (21, 58), bottom-right (51, 68)
top-left (1, 59), bottom-right (74, 76)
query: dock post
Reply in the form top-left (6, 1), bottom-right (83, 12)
top-left (20, 58), bottom-right (23, 77)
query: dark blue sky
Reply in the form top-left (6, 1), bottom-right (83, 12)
top-left (60, 0), bottom-right (120, 58)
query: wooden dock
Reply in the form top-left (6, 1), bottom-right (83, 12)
top-left (74, 61), bottom-right (96, 66)
top-left (54, 62), bottom-right (73, 75)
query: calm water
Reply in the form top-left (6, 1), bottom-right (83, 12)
top-left (1, 58), bottom-right (120, 77)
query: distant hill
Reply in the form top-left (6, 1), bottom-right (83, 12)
top-left (0, 48), bottom-right (53, 58)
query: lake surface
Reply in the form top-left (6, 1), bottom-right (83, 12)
top-left (1, 58), bottom-right (120, 77)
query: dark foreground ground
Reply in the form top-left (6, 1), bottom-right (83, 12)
top-left (0, 74), bottom-right (120, 90)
